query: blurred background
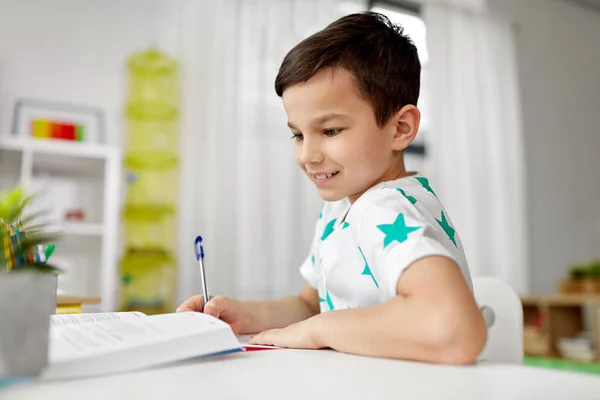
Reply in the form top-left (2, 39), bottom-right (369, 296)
top-left (0, 0), bottom-right (599, 370)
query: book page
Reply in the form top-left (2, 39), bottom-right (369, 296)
top-left (49, 312), bottom-right (231, 363)
top-left (50, 312), bottom-right (147, 327)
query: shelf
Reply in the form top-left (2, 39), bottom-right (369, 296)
top-left (0, 136), bottom-right (117, 159)
top-left (62, 222), bottom-right (105, 236)
top-left (42, 222), bottom-right (104, 237)
top-left (522, 295), bottom-right (600, 363)
top-left (522, 294), bottom-right (600, 307)
top-left (32, 153), bottom-right (105, 179)
top-left (52, 235), bottom-right (103, 297)
top-left (0, 134), bottom-right (122, 312)
top-left (57, 296), bottom-right (102, 305)
top-left (27, 175), bottom-right (105, 224)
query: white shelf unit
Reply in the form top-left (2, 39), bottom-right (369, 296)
top-left (0, 136), bottom-right (121, 312)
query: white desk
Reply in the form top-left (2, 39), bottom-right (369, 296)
top-left (2, 349), bottom-right (600, 400)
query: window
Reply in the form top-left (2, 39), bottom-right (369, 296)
top-left (370, 1), bottom-right (429, 172)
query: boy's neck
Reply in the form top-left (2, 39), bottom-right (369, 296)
top-left (347, 161), bottom-right (409, 204)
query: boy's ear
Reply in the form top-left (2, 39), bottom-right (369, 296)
top-left (390, 105), bottom-right (421, 151)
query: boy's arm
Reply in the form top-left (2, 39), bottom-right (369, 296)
top-left (251, 255), bottom-right (487, 364)
top-left (238, 283), bottom-right (319, 333)
top-left (312, 255), bottom-right (487, 364)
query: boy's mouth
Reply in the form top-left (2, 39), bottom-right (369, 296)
top-left (312, 171), bottom-right (339, 185)
top-left (314, 172), bottom-right (338, 180)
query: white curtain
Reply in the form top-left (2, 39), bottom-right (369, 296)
top-left (175, 0), bottom-right (367, 303)
top-left (422, 1), bottom-right (530, 293)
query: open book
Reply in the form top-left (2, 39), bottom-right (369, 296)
top-left (43, 311), bottom-right (274, 381)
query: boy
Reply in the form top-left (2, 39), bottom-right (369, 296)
top-left (177, 11), bottom-right (487, 365)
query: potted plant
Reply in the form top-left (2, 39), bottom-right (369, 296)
top-left (560, 260), bottom-right (600, 295)
top-left (0, 186), bottom-right (60, 379)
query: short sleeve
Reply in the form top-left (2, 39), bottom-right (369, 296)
top-left (352, 188), bottom-right (460, 298)
top-left (298, 214), bottom-right (322, 290)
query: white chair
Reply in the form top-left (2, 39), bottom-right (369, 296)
top-left (472, 276), bottom-right (524, 363)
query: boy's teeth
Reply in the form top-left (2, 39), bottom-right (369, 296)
top-left (315, 173), bottom-right (335, 180)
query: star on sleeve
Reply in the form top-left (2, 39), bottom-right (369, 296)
top-left (435, 210), bottom-right (457, 247)
top-left (351, 188), bottom-right (460, 297)
top-left (376, 213), bottom-right (421, 248)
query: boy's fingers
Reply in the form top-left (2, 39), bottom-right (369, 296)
top-left (203, 297), bottom-right (224, 318)
top-left (176, 295), bottom-right (206, 312)
top-left (176, 295), bottom-right (230, 320)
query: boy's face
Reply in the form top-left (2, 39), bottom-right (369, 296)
top-left (282, 68), bottom-right (407, 203)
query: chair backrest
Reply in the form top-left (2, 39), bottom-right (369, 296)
top-left (472, 276), bottom-right (523, 363)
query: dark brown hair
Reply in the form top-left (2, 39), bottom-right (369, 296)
top-left (275, 11), bottom-right (421, 127)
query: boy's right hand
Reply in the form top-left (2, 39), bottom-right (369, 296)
top-left (176, 295), bottom-right (247, 334)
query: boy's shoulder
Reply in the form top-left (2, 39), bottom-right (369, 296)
top-left (317, 174), bottom-right (442, 222)
top-left (345, 174), bottom-right (465, 259)
top-left (315, 174), bottom-right (449, 240)
top-left (349, 174), bottom-right (441, 222)
top-left (354, 175), bottom-right (470, 284)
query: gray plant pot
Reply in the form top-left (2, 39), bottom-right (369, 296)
top-left (0, 271), bottom-right (57, 379)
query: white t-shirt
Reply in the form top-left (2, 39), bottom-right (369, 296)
top-left (299, 174), bottom-right (472, 312)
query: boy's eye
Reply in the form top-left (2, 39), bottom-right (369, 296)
top-left (324, 128), bottom-right (342, 137)
top-left (290, 133), bottom-right (303, 142)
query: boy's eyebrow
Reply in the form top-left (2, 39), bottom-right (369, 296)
top-left (287, 113), bottom-right (350, 130)
top-left (313, 113), bottom-right (349, 125)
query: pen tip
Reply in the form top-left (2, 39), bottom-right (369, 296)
top-left (194, 236), bottom-right (204, 260)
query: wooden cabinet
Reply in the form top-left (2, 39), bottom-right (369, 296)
top-left (522, 295), bottom-right (600, 362)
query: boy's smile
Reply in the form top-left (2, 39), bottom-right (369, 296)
top-left (312, 171), bottom-right (340, 187)
top-left (282, 67), bottom-right (411, 204)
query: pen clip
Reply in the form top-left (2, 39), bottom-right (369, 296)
top-left (194, 236), bottom-right (204, 260)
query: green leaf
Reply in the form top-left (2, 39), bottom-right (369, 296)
top-left (0, 187), bottom-right (62, 273)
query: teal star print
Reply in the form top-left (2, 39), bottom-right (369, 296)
top-left (325, 289), bottom-right (334, 310)
top-left (319, 294), bottom-right (334, 311)
top-left (318, 257), bottom-right (335, 310)
top-left (436, 210), bottom-right (457, 247)
top-left (311, 255), bottom-right (315, 265)
top-left (358, 246), bottom-right (379, 288)
top-left (321, 219), bottom-right (337, 241)
top-left (376, 213), bottom-right (421, 248)
top-left (342, 221), bottom-right (350, 229)
top-left (415, 177), bottom-right (436, 196)
top-left (397, 188), bottom-right (417, 205)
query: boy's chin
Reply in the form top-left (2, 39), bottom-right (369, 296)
top-left (316, 188), bottom-right (346, 203)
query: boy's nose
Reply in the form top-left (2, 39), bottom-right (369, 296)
top-left (298, 139), bottom-right (324, 165)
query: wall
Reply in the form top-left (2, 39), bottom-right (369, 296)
top-left (491, 0), bottom-right (600, 293)
top-left (0, 0), bottom-right (182, 147)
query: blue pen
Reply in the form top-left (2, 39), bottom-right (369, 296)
top-left (194, 236), bottom-right (210, 307)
